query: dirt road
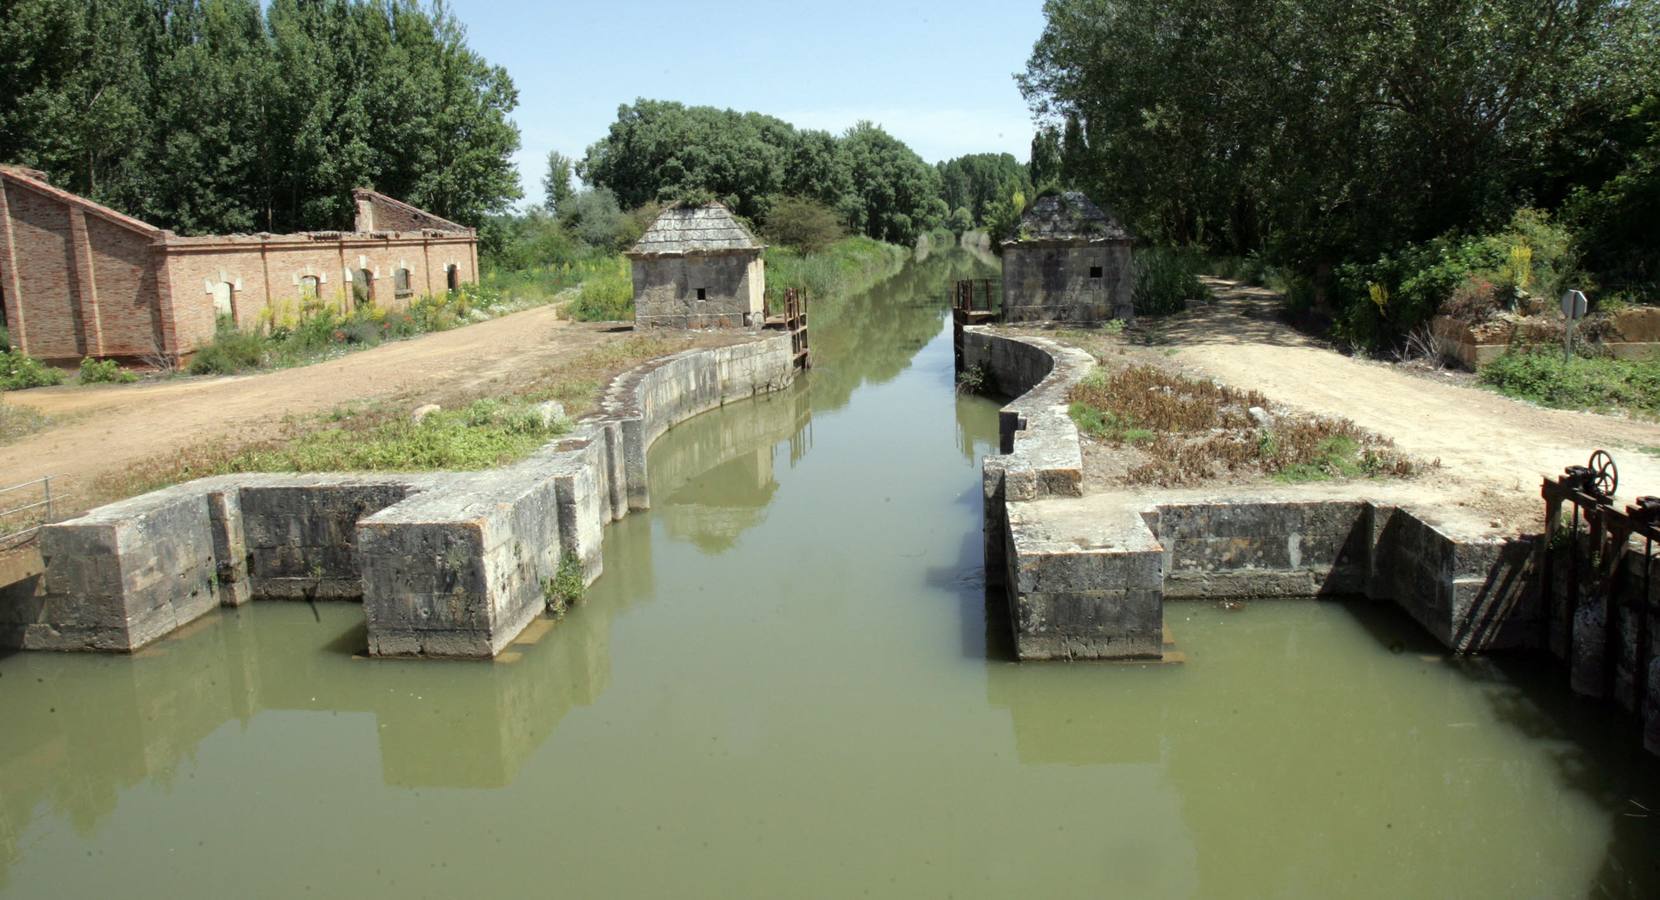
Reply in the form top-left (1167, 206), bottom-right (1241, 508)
top-left (0, 306), bottom-right (645, 512)
top-left (1152, 279), bottom-right (1660, 523)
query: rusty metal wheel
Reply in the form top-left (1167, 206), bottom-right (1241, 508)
top-left (1590, 449), bottom-right (1618, 498)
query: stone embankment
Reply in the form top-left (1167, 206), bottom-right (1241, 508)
top-left (965, 326), bottom-right (1659, 749)
top-left (3, 335), bottom-right (796, 658)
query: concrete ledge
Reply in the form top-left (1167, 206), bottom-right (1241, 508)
top-left (12, 334), bottom-right (797, 657)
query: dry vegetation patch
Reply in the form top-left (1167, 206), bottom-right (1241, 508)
top-left (1067, 363), bottom-right (1416, 487)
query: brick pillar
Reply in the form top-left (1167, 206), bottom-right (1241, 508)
top-left (67, 207), bottom-right (105, 357)
top-left (422, 238), bottom-right (433, 295)
top-left (0, 177), bottom-right (28, 354)
top-left (152, 245), bottom-right (180, 360)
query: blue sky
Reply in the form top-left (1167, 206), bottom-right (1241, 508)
top-left (452, 0), bottom-right (1049, 203)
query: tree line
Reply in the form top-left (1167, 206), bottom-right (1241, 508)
top-left (0, 0), bottom-right (521, 236)
top-left (568, 99), bottom-right (958, 247)
top-left (1019, 0), bottom-right (1660, 344)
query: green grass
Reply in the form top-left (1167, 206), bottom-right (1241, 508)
top-left (1271, 435), bottom-right (1388, 483)
top-left (1068, 402), bottom-right (1156, 444)
top-left (220, 398), bottom-right (567, 472)
top-left (1480, 350), bottom-right (1660, 416)
top-left (765, 235), bottom-right (909, 303)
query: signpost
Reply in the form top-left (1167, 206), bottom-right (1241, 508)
top-left (1562, 289), bottom-right (1588, 361)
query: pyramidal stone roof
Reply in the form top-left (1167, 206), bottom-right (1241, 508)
top-left (1005, 191), bottom-right (1132, 245)
top-left (627, 202), bottom-right (763, 257)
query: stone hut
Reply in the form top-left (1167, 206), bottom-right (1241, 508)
top-left (626, 202), bottom-right (765, 329)
top-left (1000, 191), bottom-right (1134, 324)
top-left (0, 165), bottom-right (478, 364)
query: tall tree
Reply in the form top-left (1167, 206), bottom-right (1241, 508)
top-left (1019, 0), bottom-right (1651, 265)
top-left (543, 150), bottom-right (575, 213)
top-left (0, 0), bottom-right (522, 234)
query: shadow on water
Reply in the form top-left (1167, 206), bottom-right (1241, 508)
top-left (1330, 596), bottom-right (1660, 898)
top-left (1468, 651), bottom-right (1660, 897)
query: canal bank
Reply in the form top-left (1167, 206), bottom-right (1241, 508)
top-left (1, 249), bottom-right (1658, 898)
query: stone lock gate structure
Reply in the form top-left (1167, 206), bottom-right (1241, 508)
top-left (962, 325), bottom-right (1660, 755)
top-left (3, 336), bottom-right (798, 657)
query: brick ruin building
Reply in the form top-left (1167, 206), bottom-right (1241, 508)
top-left (627, 202), bottom-right (766, 329)
top-left (1001, 191), bottom-right (1134, 324)
top-left (0, 165), bottom-right (478, 364)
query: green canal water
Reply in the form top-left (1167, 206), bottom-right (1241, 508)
top-left (3, 250), bottom-right (1659, 898)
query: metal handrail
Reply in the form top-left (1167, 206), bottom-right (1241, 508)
top-left (0, 475), bottom-right (55, 545)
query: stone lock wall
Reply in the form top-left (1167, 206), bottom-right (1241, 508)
top-left (1001, 242), bottom-right (1134, 325)
top-left (631, 252), bottom-right (765, 329)
top-left (965, 325), bottom-right (1543, 664)
top-left (8, 335), bottom-right (796, 658)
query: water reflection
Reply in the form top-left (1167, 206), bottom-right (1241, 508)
top-left (5, 246), bottom-right (1655, 898)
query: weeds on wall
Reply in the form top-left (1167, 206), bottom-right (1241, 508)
top-left (188, 282), bottom-right (521, 375)
top-left (543, 553), bottom-right (585, 617)
top-left (1066, 363), bottom-right (1415, 486)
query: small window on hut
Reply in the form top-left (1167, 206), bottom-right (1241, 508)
top-left (300, 275), bottom-right (321, 300)
top-left (394, 268), bottom-right (412, 298)
top-left (696, 288), bottom-right (707, 301)
top-left (1089, 265), bottom-right (1104, 279)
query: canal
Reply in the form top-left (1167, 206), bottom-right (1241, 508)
top-left (1, 248), bottom-right (1658, 897)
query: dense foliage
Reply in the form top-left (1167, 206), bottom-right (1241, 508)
top-left (1020, 0), bottom-right (1660, 346)
top-left (0, 0), bottom-right (521, 234)
top-left (936, 153), bottom-right (1033, 227)
top-left (578, 100), bottom-right (946, 245)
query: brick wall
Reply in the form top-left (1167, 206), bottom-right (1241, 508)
top-left (4, 180), bottom-right (83, 359)
top-left (84, 213), bottom-right (163, 357)
top-left (1, 169), bottom-right (478, 361)
top-left (162, 234), bottom-right (478, 356)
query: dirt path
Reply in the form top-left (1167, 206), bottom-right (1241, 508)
top-left (0, 306), bottom-right (640, 512)
top-left (1145, 278), bottom-right (1660, 524)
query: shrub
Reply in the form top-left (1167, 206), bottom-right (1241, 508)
top-left (188, 325), bottom-right (268, 374)
top-left (567, 256), bottom-right (634, 321)
top-left (764, 196), bottom-right (845, 254)
top-left (1133, 247), bottom-right (1209, 316)
top-left (1333, 208), bottom-right (1582, 350)
top-left (0, 349), bottom-right (65, 390)
top-left (78, 357), bottom-right (137, 384)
